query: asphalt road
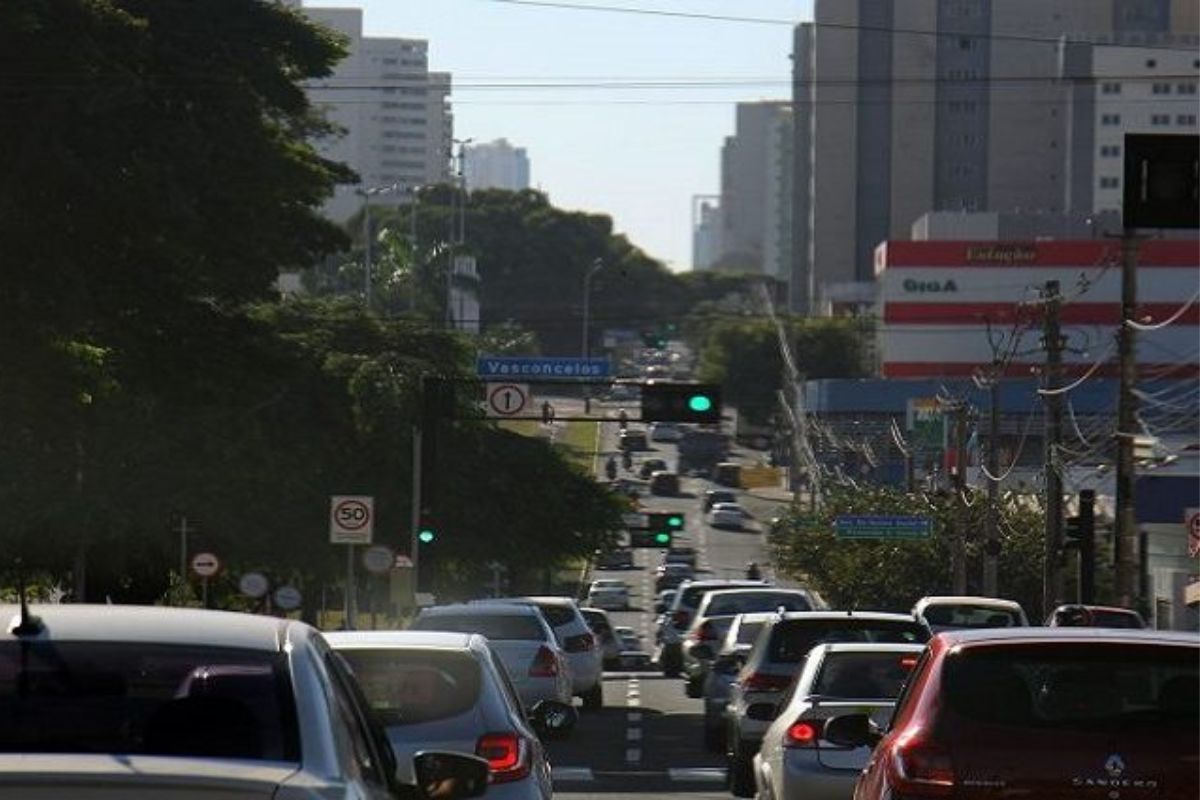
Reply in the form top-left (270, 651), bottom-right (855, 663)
top-left (545, 421), bottom-right (789, 797)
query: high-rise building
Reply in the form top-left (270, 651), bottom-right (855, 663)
top-left (462, 139), bottom-right (531, 192)
top-left (691, 197), bottom-right (724, 271)
top-left (294, 4), bottom-right (453, 222)
top-left (717, 101), bottom-right (793, 277)
top-left (791, 0), bottom-right (1193, 314)
top-left (1062, 34), bottom-right (1200, 220)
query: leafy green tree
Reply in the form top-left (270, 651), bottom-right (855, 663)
top-left (768, 485), bottom-right (1045, 616)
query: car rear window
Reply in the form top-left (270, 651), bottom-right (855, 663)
top-left (768, 619), bottom-right (928, 663)
top-left (735, 620), bottom-right (767, 645)
top-left (923, 604), bottom-right (1023, 628)
top-left (944, 643), bottom-right (1198, 732)
top-left (337, 649), bottom-right (481, 726)
top-left (412, 613), bottom-right (546, 641)
top-left (681, 583), bottom-right (755, 610)
top-left (0, 643), bottom-right (299, 760)
top-left (533, 604), bottom-right (577, 627)
top-left (707, 592), bottom-right (811, 615)
top-left (812, 652), bottom-right (916, 699)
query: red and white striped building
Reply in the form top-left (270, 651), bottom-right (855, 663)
top-left (876, 240), bottom-right (1200, 380)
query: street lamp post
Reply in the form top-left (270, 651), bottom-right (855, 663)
top-left (446, 138), bottom-right (473, 329)
top-left (582, 258), bottom-right (605, 413)
top-left (357, 182), bottom-right (401, 310)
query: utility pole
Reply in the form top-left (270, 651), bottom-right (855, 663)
top-left (984, 375), bottom-right (1001, 596)
top-left (1041, 280), bottom-right (1066, 617)
top-left (1114, 234), bottom-right (1140, 609)
top-left (950, 401), bottom-right (969, 595)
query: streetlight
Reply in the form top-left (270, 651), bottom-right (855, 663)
top-left (357, 182), bottom-right (401, 310)
top-left (582, 258), bottom-right (605, 413)
top-left (446, 138), bottom-right (473, 328)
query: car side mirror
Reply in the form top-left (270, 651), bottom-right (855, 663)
top-left (745, 702), bottom-right (779, 722)
top-left (690, 644), bottom-right (713, 660)
top-left (823, 713), bottom-right (882, 748)
top-left (398, 751), bottom-right (490, 799)
top-left (530, 699), bottom-right (578, 741)
top-left (654, 602), bottom-right (666, 614)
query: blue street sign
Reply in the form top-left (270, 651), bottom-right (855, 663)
top-left (834, 515), bottom-right (932, 540)
top-left (477, 356), bottom-right (610, 380)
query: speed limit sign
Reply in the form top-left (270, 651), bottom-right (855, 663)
top-left (330, 495), bottom-right (374, 545)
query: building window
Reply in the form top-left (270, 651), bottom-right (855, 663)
top-left (958, 37), bottom-right (974, 50)
top-left (1101, 81), bottom-right (1122, 94)
top-left (1100, 144), bottom-right (1121, 157)
top-left (1151, 82), bottom-right (1171, 94)
top-left (1145, 58), bottom-right (1157, 68)
top-left (1100, 177), bottom-right (1120, 189)
top-left (1178, 114), bottom-right (1198, 125)
top-left (1179, 83), bottom-right (1198, 95)
top-left (381, 58), bottom-right (398, 65)
top-left (1151, 113), bottom-right (1170, 125)
top-left (1101, 113), bottom-right (1121, 125)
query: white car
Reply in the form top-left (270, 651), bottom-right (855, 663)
top-left (648, 422), bottom-right (683, 442)
top-left (0, 604), bottom-right (488, 800)
top-left (586, 586), bottom-right (629, 611)
top-left (613, 626), bottom-right (641, 651)
top-left (708, 502), bottom-right (752, 530)
top-left (410, 604), bottom-right (574, 713)
top-left (327, 630), bottom-right (568, 799)
top-left (753, 643), bottom-right (925, 800)
top-left (912, 595), bottom-right (1030, 632)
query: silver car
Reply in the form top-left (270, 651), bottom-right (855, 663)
top-left (328, 630), bottom-right (564, 800)
top-left (657, 578), bottom-right (770, 676)
top-left (0, 604), bottom-right (487, 799)
top-left (752, 642), bottom-right (925, 800)
top-left (701, 611), bottom-right (779, 751)
top-left (410, 603), bottom-right (574, 713)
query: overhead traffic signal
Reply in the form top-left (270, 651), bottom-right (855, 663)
top-left (641, 383), bottom-right (722, 423)
top-left (1064, 489), bottom-right (1096, 603)
top-left (628, 512), bottom-right (683, 548)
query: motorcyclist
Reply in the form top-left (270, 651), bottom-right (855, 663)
top-left (605, 455), bottom-right (618, 480)
top-left (745, 562), bottom-right (763, 580)
top-left (618, 409), bottom-right (629, 430)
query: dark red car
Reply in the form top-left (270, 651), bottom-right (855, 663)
top-left (826, 628), bottom-right (1198, 800)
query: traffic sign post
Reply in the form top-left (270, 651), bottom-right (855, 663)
top-left (190, 552), bottom-right (220, 609)
top-left (834, 515), bottom-right (932, 540)
top-left (483, 382), bottom-right (530, 417)
top-left (331, 495), bottom-right (374, 630)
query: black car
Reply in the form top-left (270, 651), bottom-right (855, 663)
top-left (703, 488), bottom-right (738, 512)
top-left (596, 548), bottom-right (635, 570)
top-left (639, 457), bottom-right (669, 478)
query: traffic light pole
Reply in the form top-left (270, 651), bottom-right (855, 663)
top-left (1041, 280), bottom-right (1066, 617)
top-left (1114, 232), bottom-right (1140, 609)
top-left (410, 418), bottom-right (423, 589)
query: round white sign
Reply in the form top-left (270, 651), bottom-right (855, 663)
top-left (363, 545), bottom-right (395, 574)
top-left (190, 552), bottom-right (220, 578)
top-left (487, 383), bottom-right (529, 417)
top-left (238, 572), bottom-right (270, 599)
top-left (273, 585), bottom-right (302, 610)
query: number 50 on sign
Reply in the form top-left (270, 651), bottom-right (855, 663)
top-left (330, 495), bottom-right (374, 545)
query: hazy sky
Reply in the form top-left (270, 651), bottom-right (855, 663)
top-left (305, 0), bottom-right (813, 270)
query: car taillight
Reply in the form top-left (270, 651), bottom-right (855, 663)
top-left (690, 620), bottom-right (719, 642)
top-left (740, 671), bottom-right (792, 693)
top-left (671, 610), bottom-right (690, 628)
top-left (529, 645), bottom-right (559, 677)
top-left (784, 718), bottom-right (824, 748)
top-left (564, 633), bottom-right (595, 653)
top-left (891, 730), bottom-right (955, 796)
top-left (476, 732), bottom-right (530, 783)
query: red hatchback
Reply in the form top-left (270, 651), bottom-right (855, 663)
top-left (826, 627), bottom-right (1198, 800)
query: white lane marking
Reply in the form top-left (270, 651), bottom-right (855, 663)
top-left (668, 767), bottom-right (728, 783)
top-left (627, 712), bottom-right (642, 723)
top-left (626, 696), bottom-right (641, 706)
top-left (625, 748), bottom-right (641, 764)
top-left (552, 766), bottom-right (595, 782)
top-left (626, 728), bottom-right (642, 741)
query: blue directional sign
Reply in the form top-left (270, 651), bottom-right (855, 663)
top-left (477, 356), bottom-right (610, 380)
top-left (834, 515), bottom-right (932, 540)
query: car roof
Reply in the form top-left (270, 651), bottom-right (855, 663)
top-left (935, 626), bottom-right (1198, 648)
top-left (422, 602), bottom-right (542, 617)
top-left (324, 630), bottom-right (481, 650)
top-left (498, 595), bottom-right (579, 607)
top-left (774, 611), bottom-right (919, 623)
top-left (808, 642), bottom-right (927, 655)
top-left (913, 595), bottom-right (1024, 612)
top-left (711, 502), bottom-right (742, 509)
top-left (579, 607), bottom-right (610, 617)
top-left (681, 579), bottom-right (768, 589)
top-left (1051, 603), bottom-right (1142, 614)
top-left (1, 604), bottom-right (293, 652)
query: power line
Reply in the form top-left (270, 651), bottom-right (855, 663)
top-left (474, 0), bottom-right (1200, 52)
top-left (1126, 289), bottom-right (1200, 331)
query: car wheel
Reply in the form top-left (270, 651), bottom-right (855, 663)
top-left (727, 747), bottom-right (756, 798)
top-left (580, 683), bottom-right (603, 711)
top-left (685, 674), bottom-right (704, 699)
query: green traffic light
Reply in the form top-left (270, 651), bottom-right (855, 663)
top-left (688, 394), bottom-right (713, 413)
top-left (418, 529), bottom-right (436, 544)
top-left (654, 532), bottom-right (671, 545)
top-left (667, 515), bottom-right (684, 528)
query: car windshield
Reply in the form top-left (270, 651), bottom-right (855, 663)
top-left (412, 614), bottom-right (545, 641)
top-left (811, 651), bottom-right (915, 699)
top-left (769, 619), bottom-right (929, 663)
top-left (0, 643), bottom-right (299, 761)
top-left (706, 591), bottom-right (811, 615)
top-left (336, 648), bottom-right (481, 726)
top-left (922, 604), bottom-right (1023, 628)
top-left (944, 643), bottom-right (1199, 732)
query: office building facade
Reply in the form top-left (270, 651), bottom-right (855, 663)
top-left (462, 139), bottom-right (531, 192)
